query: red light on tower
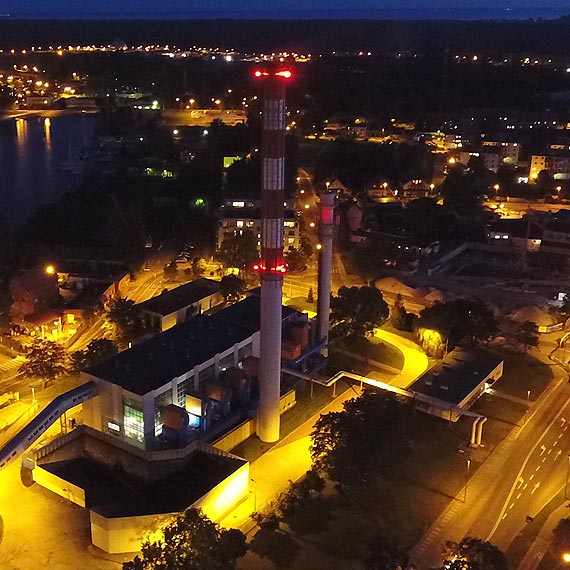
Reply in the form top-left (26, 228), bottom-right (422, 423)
top-left (274, 69), bottom-right (293, 80)
top-left (253, 69), bottom-right (270, 79)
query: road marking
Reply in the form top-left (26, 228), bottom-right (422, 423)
top-left (509, 503), bottom-right (515, 509)
top-left (559, 434), bottom-right (564, 440)
top-left (488, 380), bottom-right (570, 541)
top-left (565, 426), bottom-right (568, 432)
top-left (530, 474), bottom-right (535, 481)
top-left (542, 457), bottom-right (547, 463)
top-left (532, 482), bottom-right (541, 495)
top-left (540, 445), bottom-right (546, 455)
top-left (523, 484), bottom-right (528, 489)
top-left (536, 466), bottom-right (541, 472)
top-left (517, 493), bottom-right (522, 499)
top-left (548, 448), bottom-right (553, 455)
top-left (502, 513), bottom-right (508, 520)
top-left (556, 450), bottom-right (563, 459)
top-left (554, 440), bottom-right (559, 446)
top-left (562, 418), bottom-right (566, 425)
top-left (517, 477), bottom-right (524, 488)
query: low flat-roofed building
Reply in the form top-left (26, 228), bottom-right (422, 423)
top-left (409, 349), bottom-right (503, 421)
top-left (138, 278), bottom-right (222, 331)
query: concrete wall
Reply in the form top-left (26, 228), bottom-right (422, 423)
top-left (32, 461), bottom-right (86, 507)
top-left (212, 419), bottom-right (255, 453)
top-left (90, 510), bottom-right (173, 554)
top-left (193, 460), bottom-right (249, 522)
top-left (89, 460), bottom-right (249, 554)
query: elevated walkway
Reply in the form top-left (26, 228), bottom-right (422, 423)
top-left (0, 381), bottom-right (97, 470)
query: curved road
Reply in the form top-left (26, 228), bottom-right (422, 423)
top-left (371, 328), bottom-right (429, 389)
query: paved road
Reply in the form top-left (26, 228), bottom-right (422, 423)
top-left (410, 361), bottom-right (570, 568)
top-left (370, 329), bottom-right (429, 388)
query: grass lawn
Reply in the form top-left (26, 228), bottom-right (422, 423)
top-left (507, 488), bottom-right (565, 569)
top-left (285, 296), bottom-right (317, 314)
top-left (469, 392), bottom-right (528, 450)
top-left (332, 335), bottom-right (404, 371)
top-left (487, 349), bottom-right (554, 401)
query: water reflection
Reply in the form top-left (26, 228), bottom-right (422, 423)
top-left (0, 114), bottom-right (97, 229)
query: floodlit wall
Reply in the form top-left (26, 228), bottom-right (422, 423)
top-left (89, 460), bottom-right (249, 554)
top-left (193, 460), bottom-right (249, 522)
top-left (32, 461), bottom-right (86, 507)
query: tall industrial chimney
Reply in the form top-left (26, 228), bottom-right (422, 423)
top-left (317, 190), bottom-right (336, 357)
top-left (253, 66), bottom-right (291, 443)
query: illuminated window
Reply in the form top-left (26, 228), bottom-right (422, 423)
top-left (284, 221), bottom-right (295, 227)
top-left (288, 237), bottom-right (295, 244)
top-left (236, 220), bottom-right (244, 228)
top-left (231, 201), bottom-right (245, 208)
top-left (123, 401), bottom-right (144, 443)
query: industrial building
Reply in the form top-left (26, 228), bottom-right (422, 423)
top-left (137, 278), bottom-right (222, 331)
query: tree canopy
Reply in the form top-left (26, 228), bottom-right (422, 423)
top-left (106, 297), bottom-right (144, 346)
top-left (123, 508), bottom-right (247, 570)
top-left (217, 230), bottom-right (259, 272)
top-left (417, 299), bottom-right (497, 350)
top-left (73, 338), bottom-right (118, 371)
top-left (442, 537), bottom-right (508, 570)
top-left (219, 275), bottom-right (246, 305)
top-left (19, 339), bottom-right (71, 381)
top-left (311, 391), bottom-right (412, 486)
top-left (330, 286), bottom-right (389, 338)
top-left (552, 518), bottom-right (570, 560)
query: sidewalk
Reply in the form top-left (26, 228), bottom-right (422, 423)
top-left (518, 502), bottom-right (568, 570)
top-left (219, 387), bottom-right (358, 532)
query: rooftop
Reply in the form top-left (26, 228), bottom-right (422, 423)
top-left (409, 349), bottom-right (503, 406)
top-left (43, 451), bottom-right (245, 517)
top-left (219, 207), bottom-right (298, 220)
top-left (86, 315), bottom-right (253, 395)
top-left (87, 296), bottom-right (302, 394)
top-left (213, 294), bottom-right (299, 332)
top-left (137, 278), bottom-right (220, 316)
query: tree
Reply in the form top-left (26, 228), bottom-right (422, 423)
top-left (106, 297), bottom-right (144, 346)
top-left (190, 257), bottom-right (206, 278)
top-left (442, 537), bottom-right (508, 570)
top-left (73, 338), bottom-right (118, 371)
top-left (552, 518), bottom-right (570, 560)
top-left (500, 319), bottom-right (539, 352)
top-left (299, 235), bottom-right (314, 259)
top-left (343, 241), bottom-right (387, 280)
top-left (390, 295), bottom-right (416, 332)
top-left (218, 230), bottom-right (259, 272)
top-left (123, 508), bottom-right (247, 570)
top-left (365, 535), bottom-right (409, 570)
top-left (311, 391), bottom-right (412, 486)
top-left (164, 260), bottom-right (178, 280)
top-left (19, 339), bottom-right (71, 382)
top-left (220, 275), bottom-right (246, 305)
top-left (307, 286), bottom-right (315, 304)
top-left (417, 299), bottom-right (497, 350)
top-left (284, 247), bottom-right (307, 272)
top-left (330, 286), bottom-right (389, 339)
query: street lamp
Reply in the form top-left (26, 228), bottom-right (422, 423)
top-left (563, 552), bottom-right (570, 564)
top-left (250, 478), bottom-right (257, 511)
top-left (464, 459), bottom-right (471, 503)
top-left (565, 454), bottom-right (570, 500)
top-left (45, 264), bottom-right (55, 275)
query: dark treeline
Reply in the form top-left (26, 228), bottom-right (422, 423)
top-left (1, 18), bottom-right (570, 54)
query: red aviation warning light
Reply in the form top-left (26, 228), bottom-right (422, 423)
top-left (252, 262), bottom-right (288, 274)
top-left (253, 68), bottom-right (294, 81)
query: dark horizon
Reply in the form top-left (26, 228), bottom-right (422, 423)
top-left (0, 6), bottom-right (569, 21)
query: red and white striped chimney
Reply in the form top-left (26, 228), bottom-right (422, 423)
top-left (254, 67), bottom-right (291, 443)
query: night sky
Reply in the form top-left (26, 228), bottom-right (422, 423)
top-left (0, 0), bottom-right (568, 19)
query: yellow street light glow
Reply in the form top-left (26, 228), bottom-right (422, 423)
top-left (172, 129), bottom-right (179, 135)
top-left (309, 222), bottom-right (315, 228)
top-left (493, 184), bottom-right (500, 191)
top-left (304, 204), bottom-right (310, 209)
top-left (563, 553), bottom-right (570, 564)
top-left (45, 265), bottom-right (55, 275)
top-left (316, 244), bottom-right (322, 250)
top-left (448, 157), bottom-right (456, 165)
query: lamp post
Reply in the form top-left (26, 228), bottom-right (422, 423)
top-left (565, 454), bottom-right (570, 500)
top-left (464, 459), bottom-right (471, 503)
top-left (250, 477), bottom-right (257, 512)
